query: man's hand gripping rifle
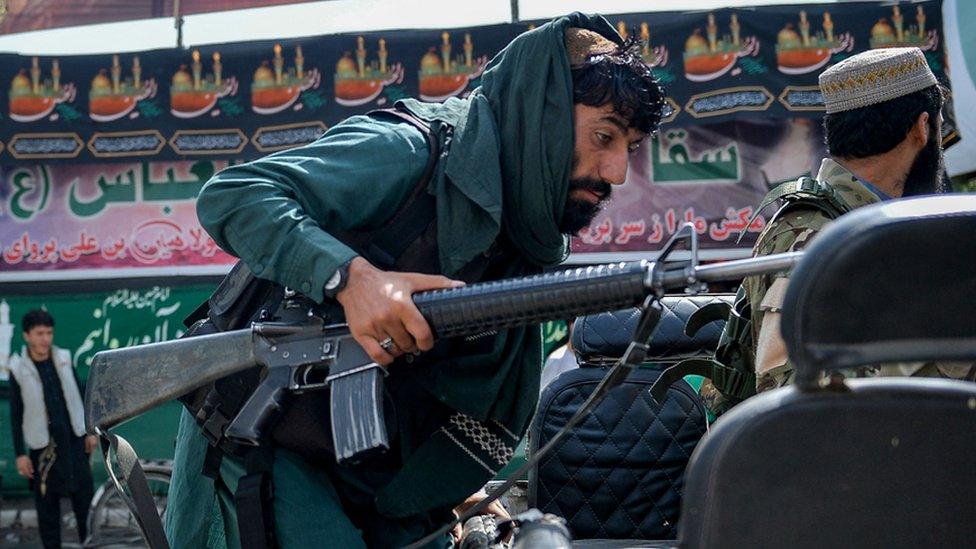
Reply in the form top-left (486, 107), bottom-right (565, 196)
top-left (85, 224), bottom-right (801, 466)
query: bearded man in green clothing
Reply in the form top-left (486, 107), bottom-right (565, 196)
top-left (165, 13), bottom-right (666, 548)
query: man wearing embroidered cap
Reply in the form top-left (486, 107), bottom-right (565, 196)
top-left (703, 46), bottom-right (973, 415)
top-left (165, 13), bottom-right (667, 548)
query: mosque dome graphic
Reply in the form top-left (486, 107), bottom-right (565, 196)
top-left (775, 11), bottom-right (853, 75)
top-left (9, 57), bottom-right (76, 122)
top-left (418, 32), bottom-right (487, 102)
top-left (89, 54), bottom-right (157, 122)
top-left (682, 13), bottom-right (759, 82)
top-left (170, 50), bottom-right (238, 119)
top-left (251, 44), bottom-right (321, 114)
top-left (333, 36), bottom-right (404, 107)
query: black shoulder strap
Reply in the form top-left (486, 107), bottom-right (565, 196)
top-left (235, 446), bottom-right (276, 549)
top-left (339, 106), bottom-right (444, 269)
top-left (738, 176), bottom-right (853, 244)
top-left (650, 358), bottom-right (713, 406)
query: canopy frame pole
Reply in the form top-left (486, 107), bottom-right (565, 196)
top-left (174, 0), bottom-right (184, 49)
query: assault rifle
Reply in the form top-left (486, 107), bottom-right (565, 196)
top-left (85, 239), bottom-right (800, 464)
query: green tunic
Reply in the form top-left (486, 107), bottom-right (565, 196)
top-left (167, 114), bottom-right (455, 548)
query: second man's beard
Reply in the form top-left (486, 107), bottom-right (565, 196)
top-left (559, 177), bottom-right (612, 235)
top-left (903, 131), bottom-right (946, 196)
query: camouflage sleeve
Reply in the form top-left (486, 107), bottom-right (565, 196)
top-left (745, 207), bottom-right (833, 392)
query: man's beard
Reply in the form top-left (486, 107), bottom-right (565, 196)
top-left (902, 130), bottom-right (946, 196)
top-left (559, 177), bottom-right (612, 234)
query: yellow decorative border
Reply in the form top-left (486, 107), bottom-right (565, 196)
top-left (8, 132), bottom-right (83, 159)
top-left (660, 97), bottom-right (681, 124)
top-left (820, 56), bottom-right (928, 95)
top-left (169, 128), bottom-right (248, 155)
top-left (777, 85), bottom-right (826, 112)
top-left (252, 121), bottom-right (328, 153)
top-left (87, 129), bottom-right (166, 158)
top-left (685, 86), bottom-right (774, 119)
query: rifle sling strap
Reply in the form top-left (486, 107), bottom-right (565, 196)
top-left (99, 432), bottom-right (170, 549)
top-left (235, 445), bottom-right (276, 549)
top-left (338, 105), bottom-right (443, 269)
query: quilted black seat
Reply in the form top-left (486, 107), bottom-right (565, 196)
top-left (529, 295), bottom-right (731, 540)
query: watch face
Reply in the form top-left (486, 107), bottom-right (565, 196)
top-left (325, 270), bottom-right (342, 290)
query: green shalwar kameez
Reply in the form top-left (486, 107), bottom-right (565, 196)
top-left (164, 12), bottom-right (621, 548)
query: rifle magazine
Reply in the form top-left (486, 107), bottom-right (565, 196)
top-left (330, 364), bottom-right (390, 464)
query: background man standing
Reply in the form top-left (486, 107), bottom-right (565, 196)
top-left (7, 309), bottom-right (96, 548)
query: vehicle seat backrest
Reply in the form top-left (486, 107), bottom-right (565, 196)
top-left (528, 295), bottom-right (730, 540)
top-left (678, 379), bottom-right (976, 548)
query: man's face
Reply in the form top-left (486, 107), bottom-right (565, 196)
top-left (903, 113), bottom-right (946, 196)
top-left (24, 325), bottom-right (53, 358)
top-left (560, 103), bottom-right (646, 234)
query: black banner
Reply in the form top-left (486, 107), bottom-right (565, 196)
top-left (0, 0), bottom-right (952, 164)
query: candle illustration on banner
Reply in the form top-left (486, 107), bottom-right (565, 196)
top-left (334, 36), bottom-right (403, 107)
top-left (418, 31), bottom-right (487, 102)
top-left (9, 57), bottom-right (76, 122)
top-left (89, 54), bottom-right (157, 122)
top-left (251, 43), bottom-right (321, 115)
top-left (170, 49), bottom-right (238, 118)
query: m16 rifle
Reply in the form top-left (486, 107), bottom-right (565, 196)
top-left (84, 224), bottom-right (801, 548)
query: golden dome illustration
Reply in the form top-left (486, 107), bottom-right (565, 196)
top-left (777, 24), bottom-right (801, 46)
top-left (253, 62), bottom-right (274, 84)
top-left (11, 70), bottom-right (31, 92)
top-left (421, 48), bottom-right (441, 72)
top-left (172, 66), bottom-right (191, 87)
top-left (91, 70), bottom-right (111, 91)
top-left (335, 53), bottom-right (357, 77)
top-left (685, 29), bottom-right (707, 52)
top-left (871, 18), bottom-right (895, 40)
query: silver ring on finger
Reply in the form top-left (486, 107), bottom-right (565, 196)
top-left (379, 337), bottom-right (396, 354)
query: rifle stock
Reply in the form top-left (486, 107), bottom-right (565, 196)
top-left (85, 328), bottom-right (256, 431)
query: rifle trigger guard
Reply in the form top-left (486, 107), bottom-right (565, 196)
top-left (325, 362), bottom-right (388, 383)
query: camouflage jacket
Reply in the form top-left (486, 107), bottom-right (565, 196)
top-left (743, 158), bottom-right (879, 390)
top-left (743, 158), bottom-right (973, 391)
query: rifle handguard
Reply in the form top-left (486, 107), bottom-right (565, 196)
top-left (414, 262), bottom-right (648, 339)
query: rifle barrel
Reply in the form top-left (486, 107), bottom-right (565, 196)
top-left (414, 261), bottom-right (649, 339)
top-left (414, 252), bottom-right (803, 339)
